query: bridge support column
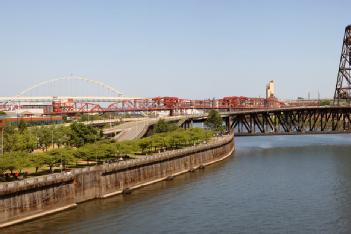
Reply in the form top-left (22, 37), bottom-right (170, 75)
top-left (183, 120), bottom-right (193, 129)
top-left (224, 117), bottom-right (231, 132)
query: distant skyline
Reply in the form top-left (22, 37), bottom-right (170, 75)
top-left (0, 0), bottom-right (349, 99)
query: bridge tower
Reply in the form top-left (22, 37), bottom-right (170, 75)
top-left (334, 25), bottom-right (351, 105)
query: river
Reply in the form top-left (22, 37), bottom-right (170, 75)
top-left (5, 134), bottom-right (351, 234)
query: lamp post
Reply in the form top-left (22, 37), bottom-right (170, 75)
top-left (95, 135), bottom-right (97, 165)
top-left (51, 127), bottom-right (54, 149)
top-left (60, 152), bottom-right (63, 173)
top-left (1, 127), bottom-right (4, 156)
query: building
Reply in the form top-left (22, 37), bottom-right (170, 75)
top-left (266, 80), bottom-right (275, 99)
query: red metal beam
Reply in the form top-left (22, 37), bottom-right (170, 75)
top-left (43, 96), bottom-right (285, 115)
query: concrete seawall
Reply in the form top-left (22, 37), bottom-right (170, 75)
top-left (0, 134), bottom-right (234, 228)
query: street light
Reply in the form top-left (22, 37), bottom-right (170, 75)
top-left (51, 127), bottom-right (54, 149)
top-left (95, 134), bottom-right (97, 165)
top-left (1, 127), bottom-right (3, 156)
top-left (60, 152), bottom-right (63, 173)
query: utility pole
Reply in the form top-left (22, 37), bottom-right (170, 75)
top-left (1, 127), bottom-right (4, 156)
top-left (51, 127), bottom-right (54, 149)
top-left (95, 135), bottom-right (97, 165)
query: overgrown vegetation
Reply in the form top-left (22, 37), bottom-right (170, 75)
top-left (153, 119), bottom-right (178, 133)
top-left (205, 110), bottom-right (224, 133)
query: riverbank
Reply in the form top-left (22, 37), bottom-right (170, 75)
top-left (0, 134), bottom-right (234, 228)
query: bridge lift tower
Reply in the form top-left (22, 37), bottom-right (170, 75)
top-left (334, 25), bottom-right (351, 105)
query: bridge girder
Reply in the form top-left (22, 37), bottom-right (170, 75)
top-left (229, 107), bottom-right (351, 136)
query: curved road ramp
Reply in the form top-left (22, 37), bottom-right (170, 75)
top-left (103, 116), bottom-right (196, 141)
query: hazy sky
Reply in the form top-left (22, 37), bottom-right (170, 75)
top-left (0, 0), bottom-right (349, 99)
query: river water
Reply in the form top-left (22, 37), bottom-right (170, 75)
top-left (6, 134), bottom-right (351, 234)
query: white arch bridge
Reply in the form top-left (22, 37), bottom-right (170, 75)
top-left (0, 76), bottom-right (142, 113)
top-left (1, 76), bottom-right (129, 102)
top-left (0, 76), bottom-right (285, 114)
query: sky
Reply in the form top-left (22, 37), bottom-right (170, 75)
top-left (0, 0), bottom-right (349, 99)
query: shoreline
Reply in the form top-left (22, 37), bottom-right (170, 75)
top-left (0, 134), bottom-right (235, 228)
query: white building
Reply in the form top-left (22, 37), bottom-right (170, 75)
top-left (266, 80), bottom-right (275, 98)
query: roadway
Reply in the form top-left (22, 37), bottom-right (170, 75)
top-left (103, 116), bottom-right (193, 141)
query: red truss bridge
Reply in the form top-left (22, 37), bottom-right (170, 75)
top-left (48, 96), bottom-right (284, 114)
top-left (0, 76), bottom-right (285, 115)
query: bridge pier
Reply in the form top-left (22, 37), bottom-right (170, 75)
top-left (183, 120), bottom-right (193, 129)
top-left (224, 116), bottom-right (232, 132)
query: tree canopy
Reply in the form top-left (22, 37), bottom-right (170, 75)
top-left (205, 110), bottom-right (224, 133)
top-left (0, 126), bottom-right (213, 177)
top-left (153, 119), bottom-right (178, 133)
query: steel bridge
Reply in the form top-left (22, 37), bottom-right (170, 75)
top-left (0, 95), bottom-right (284, 114)
top-left (178, 107), bottom-right (351, 136)
top-left (227, 106), bottom-right (351, 136)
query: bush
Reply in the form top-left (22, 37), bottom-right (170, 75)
top-left (205, 110), bottom-right (224, 133)
top-left (154, 119), bottom-right (178, 133)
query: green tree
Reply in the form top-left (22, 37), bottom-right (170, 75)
top-left (1, 153), bottom-right (17, 173)
top-left (14, 152), bottom-right (31, 173)
top-left (187, 128), bottom-right (203, 145)
top-left (118, 141), bottom-right (139, 155)
top-left (1, 151), bottom-right (29, 173)
top-left (75, 144), bottom-right (101, 165)
top-left (17, 119), bottom-right (27, 133)
top-left (205, 110), bottom-right (224, 133)
top-left (20, 130), bottom-right (37, 152)
top-left (3, 125), bottom-right (20, 152)
top-left (0, 157), bottom-right (8, 174)
top-left (36, 126), bottom-right (53, 150)
top-left (150, 134), bottom-right (165, 152)
top-left (54, 126), bottom-right (71, 148)
top-left (29, 152), bottom-right (47, 173)
top-left (168, 129), bottom-right (187, 148)
top-left (138, 138), bottom-right (153, 154)
top-left (69, 122), bottom-right (101, 147)
top-left (154, 119), bottom-right (178, 133)
top-left (47, 148), bottom-right (76, 170)
top-left (43, 153), bottom-right (60, 173)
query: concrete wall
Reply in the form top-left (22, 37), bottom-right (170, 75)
top-left (0, 135), bottom-right (234, 228)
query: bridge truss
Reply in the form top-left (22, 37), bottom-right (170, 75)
top-left (228, 107), bottom-right (351, 136)
top-left (334, 25), bottom-right (351, 104)
top-left (47, 96), bottom-right (283, 114)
